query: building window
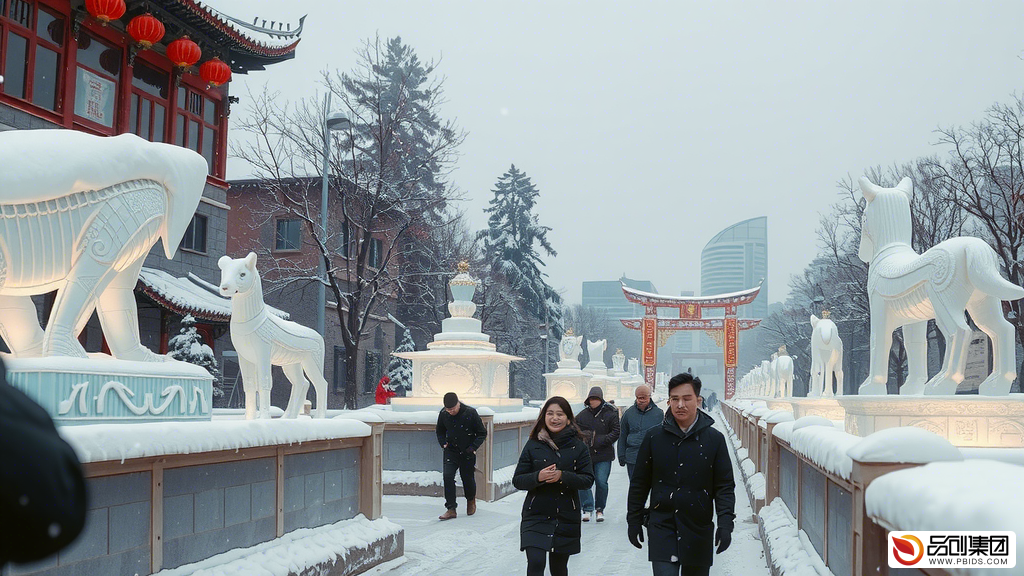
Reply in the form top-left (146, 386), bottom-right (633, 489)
top-left (339, 221), bottom-right (349, 257)
top-left (129, 61), bottom-right (169, 142)
top-left (175, 85), bottom-right (220, 176)
top-left (364, 350), bottom-right (382, 393)
top-left (181, 214), bottom-right (207, 253)
top-left (275, 218), bottom-right (301, 251)
top-left (1, 0), bottom-right (65, 112)
top-left (368, 237), bottom-right (383, 268)
top-left (333, 346), bottom-right (346, 393)
top-left (74, 30), bottom-right (120, 129)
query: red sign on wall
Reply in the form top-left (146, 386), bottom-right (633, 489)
top-left (642, 317), bottom-right (657, 366)
top-left (724, 317), bottom-right (738, 367)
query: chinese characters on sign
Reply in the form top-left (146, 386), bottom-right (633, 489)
top-left (642, 317), bottom-right (656, 367)
top-left (75, 68), bottom-right (115, 127)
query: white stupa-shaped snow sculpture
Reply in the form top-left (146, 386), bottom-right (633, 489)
top-left (391, 262), bottom-right (524, 412)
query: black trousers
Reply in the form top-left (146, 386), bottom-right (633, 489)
top-left (525, 546), bottom-right (569, 576)
top-left (651, 561), bottom-right (710, 576)
top-left (443, 451), bottom-right (476, 510)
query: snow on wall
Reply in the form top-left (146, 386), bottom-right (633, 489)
top-left (741, 458), bottom-right (756, 478)
top-left (493, 407), bottom-right (540, 425)
top-left (759, 498), bottom-right (834, 576)
top-left (765, 410), bottom-right (795, 424)
top-left (749, 471), bottom-right (766, 502)
top-left (492, 464), bottom-right (517, 487)
top-left (792, 415), bottom-right (834, 432)
top-left (750, 406), bottom-right (772, 418)
top-left (60, 419), bottom-right (371, 464)
top-left (866, 460), bottom-right (1024, 549)
top-left (153, 515), bottom-right (402, 576)
top-left (960, 447), bottom-right (1024, 466)
top-left (788, 426), bottom-right (860, 480)
top-left (212, 407), bottom-right (285, 419)
top-left (847, 426), bottom-right (963, 464)
top-left (383, 470), bottom-right (445, 487)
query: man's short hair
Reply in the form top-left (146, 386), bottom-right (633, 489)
top-left (668, 373), bottom-right (702, 397)
top-left (443, 392), bottom-right (459, 409)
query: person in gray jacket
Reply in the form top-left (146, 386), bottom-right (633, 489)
top-left (617, 385), bottom-right (664, 479)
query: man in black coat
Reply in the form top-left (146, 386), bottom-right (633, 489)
top-left (0, 358), bottom-right (87, 568)
top-left (575, 385), bottom-right (619, 522)
top-left (435, 392), bottom-right (488, 520)
top-left (626, 373), bottom-right (735, 576)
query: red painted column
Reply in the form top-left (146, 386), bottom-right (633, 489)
top-left (642, 311), bottom-right (657, 391)
top-left (724, 308), bottom-right (738, 399)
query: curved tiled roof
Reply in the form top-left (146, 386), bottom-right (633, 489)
top-left (158, 0), bottom-right (302, 65)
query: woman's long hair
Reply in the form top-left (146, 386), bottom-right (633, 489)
top-left (530, 396), bottom-right (581, 440)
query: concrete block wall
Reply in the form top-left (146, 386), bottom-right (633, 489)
top-left (383, 430), bottom-right (444, 472)
top-left (283, 448), bottom-right (361, 532)
top-left (3, 473), bottom-right (151, 576)
top-left (491, 428), bottom-right (521, 470)
top-left (161, 458), bottom-right (277, 570)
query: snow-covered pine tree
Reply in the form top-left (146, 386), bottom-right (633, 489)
top-left (168, 314), bottom-right (224, 397)
top-left (387, 327), bottom-right (415, 390)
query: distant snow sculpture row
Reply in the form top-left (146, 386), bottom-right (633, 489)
top-left (857, 177), bottom-right (1024, 396)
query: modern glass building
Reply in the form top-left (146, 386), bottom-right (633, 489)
top-left (701, 216), bottom-right (768, 319)
top-left (581, 276), bottom-right (658, 320)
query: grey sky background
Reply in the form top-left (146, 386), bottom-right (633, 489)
top-left (212, 0), bottom-right (1024, 305)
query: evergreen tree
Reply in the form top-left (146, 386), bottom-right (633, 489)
top-left (168, 314), bottom-right (224, 397)
top-left (387, 327), bottom-right (415, 390)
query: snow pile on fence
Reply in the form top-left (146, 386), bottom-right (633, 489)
top-left (153, 515), bottom-right (402, 576)
top-left (61, 419), bottom-right (371, 463)
top-left (866, 460), bottom-right (1024, 541)
top-left (847, 426), bottom-right (962, 464)
top-left (749, 471), bottom-right (766, 502)
top-left (383, 470), bottom-right (447, 487)
top-left (788, 425), bottom-right (859, 480)
top-left (212, 407), bottom-right (285, 419)
top-left (740, 457), bottom-right (756, 478)
top-left (492, 464), bottom-right (517, 488)
top-left (758, 498), bottom-right (833, 576)
top-left (493, 407), bottom-right (540, 425)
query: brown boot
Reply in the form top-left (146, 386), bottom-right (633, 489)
top-left (438, 509), bottom-right (457, 521)
top-left (467, 499), bottom-right (477, 515)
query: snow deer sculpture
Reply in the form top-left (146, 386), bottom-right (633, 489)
top-left (772, 346), bottom-right (794, 398)
top-left (809, 312), bottom-right (844, 397)
top-left (0, 130), bottom-right (206, 360)
top-left (759, 360), bottom-right (771, 396)
top-left (858, 176), bottom-right (1024, 396)
top-left (218, 253), bottom-right (329, 419)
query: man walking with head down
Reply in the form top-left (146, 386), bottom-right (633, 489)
top-left (618, 384), bottom-right (664, 480)
top-left (436, 392), bottom-right (488, 520)
top-left (626, 373), bottom-right (735, 576)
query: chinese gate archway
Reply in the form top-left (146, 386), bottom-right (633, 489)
top-left (620, 282), bottom-right (763, 399)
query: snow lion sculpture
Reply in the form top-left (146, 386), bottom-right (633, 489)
top-left (218, 252), bottom-right (329, 419)
top-left (0, 130), bottom-right (206, 360)
top-left (809, 312), bottom-right (844, 397)
top-left (858, 176), bottom-right (1024, 396)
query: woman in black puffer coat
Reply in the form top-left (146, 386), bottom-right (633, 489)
top-left (512, 396), bottom-right (594, 576)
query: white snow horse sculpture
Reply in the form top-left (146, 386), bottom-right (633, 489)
top-left (218, 253), bottom-right (328, 419)
top-left (0, 130), bottom-right (206, 359)
top-left (858, 176), bottom-right (1024, 396)
top-left (809, 312), bottom-right (844, 397)
top-left (772, 347), bottom-right (794, 398)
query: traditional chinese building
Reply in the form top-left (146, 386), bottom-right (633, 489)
top-left (0, 0), bottom-right (302, 403)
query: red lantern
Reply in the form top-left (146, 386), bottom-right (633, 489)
top-left (85, 0), bottom-right (126, 24)
top-left (199, 58), bottom-right (231, 87)
top-left (127, 13), bottom-right (164, 49)
top-left (166, 36), bottom-right (201, 68)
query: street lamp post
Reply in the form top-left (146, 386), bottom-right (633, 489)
top-left (316, 93), bottom-right (351, 337)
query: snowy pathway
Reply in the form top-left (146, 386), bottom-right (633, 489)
top-left (367, 415), bottom-right (769, 575)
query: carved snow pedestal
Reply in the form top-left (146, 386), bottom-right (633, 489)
top-left (580, 339), bottom-right (627, 404)
top-left (837, 395), bottom-right (1024, 448)
top-left (391, 263), bottom-right (523, 412)
top-left (544, 329), bottom-right (593, 405)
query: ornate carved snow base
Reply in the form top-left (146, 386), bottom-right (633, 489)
top-left (543, 369), bottom-right (593, 404)
top-left (785, 397), bottom-right (846, 421)
top-left (838, 395), bottom-right (1024, 447)
top-left (4, 356), bottom-right (213, 424)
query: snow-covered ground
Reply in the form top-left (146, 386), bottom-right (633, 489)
top-left (365, 417), bottom-right (770, 575)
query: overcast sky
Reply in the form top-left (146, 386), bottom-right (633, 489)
top-left (211, 0), bottom-right (1024, 305)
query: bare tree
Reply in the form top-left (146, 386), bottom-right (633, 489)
top-left (232, 36), bottom-right (466, 408)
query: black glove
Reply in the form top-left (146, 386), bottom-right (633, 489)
top-left (715, 523), bottom-right (732, 554)
top-left (628, 524), bottom-right (645, 549)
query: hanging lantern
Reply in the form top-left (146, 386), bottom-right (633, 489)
top-left (127, 13), bottom-right (164, 49)
top-left (199, 58), bottom-right (231, 87)
top-left (85, 0), bottom-right (126, 24)
top-left (166, 36), bottom-right (201, 68)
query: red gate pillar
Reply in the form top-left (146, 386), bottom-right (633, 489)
top-left (642, 315), bottom-right (657, 390)
top-left (724, 314), bottom-right (738, 399)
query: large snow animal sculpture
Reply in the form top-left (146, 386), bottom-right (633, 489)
top-left (809, 312), bottom-right (844, 397)
top-left (585, 338), bottom-right (607, 370)
top-left (0, 130), bottom-right (206, 359)
top-left (771, 347), bottom-right (794, 398)
top-left (218, 253), bottom-right (329, 419)
top-left (858, 176), bottom-right (1024, 396)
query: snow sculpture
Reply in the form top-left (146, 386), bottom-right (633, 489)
top-left (611, 349), bottom-right (627, 375)
top-left (772, 346), bottom-right (794, 398)
top-left (557, 328), bottom-right (584, 368)
top-left (858, 177), bottom-right (1024, 396)
top-left (218, 253), bottom-right (328, 419)
top-left (585, 339), bottom-right (607, 371)
top-left (0, 130), bottom-right (206, 360)
top-left (809, 311), bottom-right (844, 397)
